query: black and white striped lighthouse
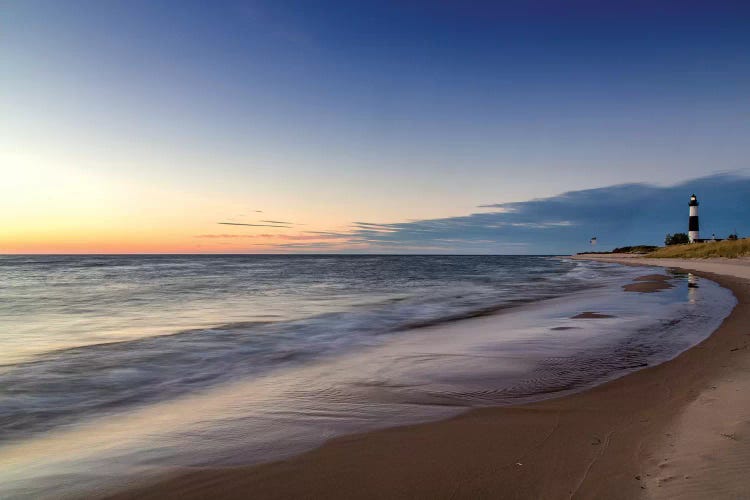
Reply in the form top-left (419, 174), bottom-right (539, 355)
top-left (688, 194), bottom-right (700, 243)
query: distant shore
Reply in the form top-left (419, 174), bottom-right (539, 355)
top-left (109, 257), bottom-right (750, 500)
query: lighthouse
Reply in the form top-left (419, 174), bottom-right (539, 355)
top-left (688, 194), bottom-right (700, 243)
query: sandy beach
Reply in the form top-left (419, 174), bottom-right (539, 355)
top-left (109, 257), bottom-right (750, 500)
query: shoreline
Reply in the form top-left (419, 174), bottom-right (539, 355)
top-left (109, 258), bottom-right (750, 499)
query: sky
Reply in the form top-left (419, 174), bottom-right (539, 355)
top-left (2, 0), bottom-right (749, 254)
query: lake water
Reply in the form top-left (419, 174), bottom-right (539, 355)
top-left (0, 255), bottom-right (735, 498)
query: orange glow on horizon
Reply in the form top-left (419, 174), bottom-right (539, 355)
top-left (0, 232), bottom-right (354, 254)
top-left (1, 161), bottom-right (359, 254)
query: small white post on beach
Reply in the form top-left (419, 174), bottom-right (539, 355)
top-left (688, 194), bottom-right (700, 243)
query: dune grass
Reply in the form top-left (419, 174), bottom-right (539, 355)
top-left (647, 238), bottom-right (750, 259)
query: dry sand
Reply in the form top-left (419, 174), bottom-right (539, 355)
top-left (108, 257), bottom-right (750, 500)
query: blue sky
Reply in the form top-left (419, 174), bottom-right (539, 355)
top-left (2, 1), bottom-right (749, 253)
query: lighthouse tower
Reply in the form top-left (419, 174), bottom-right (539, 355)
top-left (688, 194), bottom-right (700, 243)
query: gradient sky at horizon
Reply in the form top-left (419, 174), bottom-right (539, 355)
top-left (2, 1), bottom-right (750, 253)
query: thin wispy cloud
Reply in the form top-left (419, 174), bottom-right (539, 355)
top-left (196, 233), bottom-right (346, 241)
top-left (218, 222), bottom-right (291, 228)
top-left (196, 234), bottom-right (270, 239)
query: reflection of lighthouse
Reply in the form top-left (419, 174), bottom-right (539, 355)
top-left (688, 194), bottom-right (700, 243)
top-left (687, 273), bottom-right (698, 304)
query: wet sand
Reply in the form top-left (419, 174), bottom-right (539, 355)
top-left (571, 311), bottom-right (616, 319)
top-left (108, 258), bottom-right (750, 500)
top-left (623, 274), bottom-right (674, 293)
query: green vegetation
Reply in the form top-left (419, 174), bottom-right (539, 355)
top-left (576, 245), bottom-right (658, 256)
top-left (664, 232), bottom-right (689, 245)
top-left (612, 245), bottom-right (659, 254)
top-left (647, 238), bottom-right (750, 259)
